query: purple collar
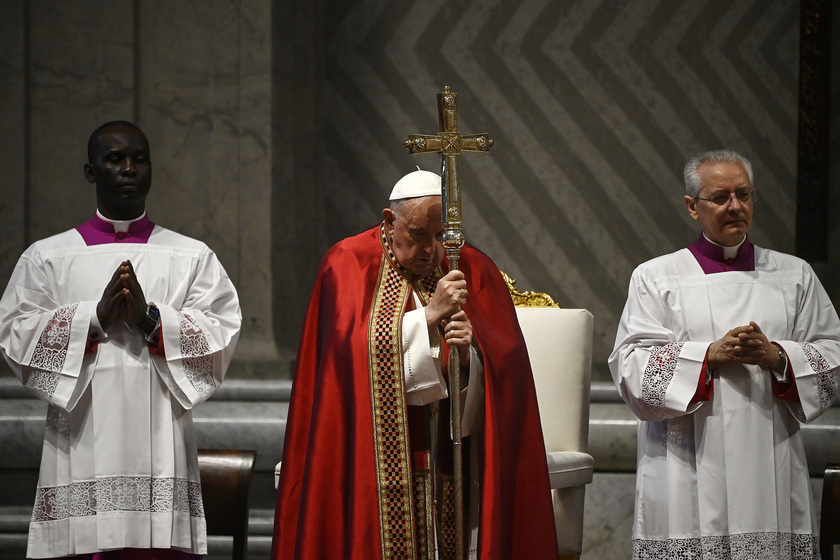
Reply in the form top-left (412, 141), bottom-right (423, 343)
top-left (76, 214), bottom-right (155, 246)
top-left (687, 233), bottom-right (755, 274)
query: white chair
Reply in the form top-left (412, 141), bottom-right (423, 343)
top-left (504, 271), bottom-right (594, 557)
top-left (515, 305), bottom-right (594, 558)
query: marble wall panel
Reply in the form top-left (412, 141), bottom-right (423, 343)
top-left (828, 3), bottom-right (840, 301)
top-left (136, 1), bottom-right (277, 369)
top-left (310, 0), bottom-right (805, 381)
top-left (26, 1), bottom-right (136, 240)
top-left (0, 0), bottom-right (286, 381)
top-left (3, 0), bottom-right (840, 387)
top-left (0, 3), bottom-right (25, 289)
top-left (270, 0), bottom-right (328, 349)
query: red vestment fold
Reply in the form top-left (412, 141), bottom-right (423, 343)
top-left (271, 225), bottom-right (558, 559)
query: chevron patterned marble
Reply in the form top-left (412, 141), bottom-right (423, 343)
top-left (305, 0), bottom-right (809, 379)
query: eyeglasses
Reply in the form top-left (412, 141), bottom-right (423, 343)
top-left (694, 189), bottom-right (757, 206)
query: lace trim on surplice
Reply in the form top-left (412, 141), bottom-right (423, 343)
top-left (31, 476), bottom-right (204, 522)
top-left (25, 304), bottom-right (78, 400)
top-left (633, 531), bottom-right (819, 560)
top-left (641, 343), bottom-right (685, 419)
top-left (801, 341), bottom-right (838, 413)
top-left (179, 313), bottom-right (216, 399)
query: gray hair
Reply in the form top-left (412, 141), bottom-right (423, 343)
top-left (683, 149), bottom-right (754, 197)
top-left (389, 195), bottom-right (438, 216)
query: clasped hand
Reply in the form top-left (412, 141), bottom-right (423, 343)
top-left (97, 260), bottom-right (148, 331)
top-left (425, 270), bottom-right (473, 367)
top-left (706, 321), bottom-right (783, 371)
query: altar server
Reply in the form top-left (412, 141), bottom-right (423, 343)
top-left (0, 121), bottom-right (241, 559)
top-left (610, 149), bottom-right (840, 560)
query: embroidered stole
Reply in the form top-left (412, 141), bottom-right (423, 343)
top-left (368, 224), bottom-right (443, 559)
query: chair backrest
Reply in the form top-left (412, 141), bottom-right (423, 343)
top-left (198, 449), bottom-right (257, 560)
top-left (823, 463), bottom-right (840, 560)
top-left (515, 307), bottom-right (594, 454)
top-left (514, 303), bottom-right (594, 556)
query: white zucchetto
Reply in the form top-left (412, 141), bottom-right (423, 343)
top-left (389, 169), bottom-right (442, 200)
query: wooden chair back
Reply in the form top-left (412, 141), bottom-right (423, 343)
top-left (823, 463), bottom-right (840, 560)
top-left (198, 449), bottom-right (257, 560)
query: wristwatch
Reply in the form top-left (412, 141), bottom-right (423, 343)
top-left (771, 345), bottom-right (787, 374)
top-left (140, 303), bottom-right (160, 338)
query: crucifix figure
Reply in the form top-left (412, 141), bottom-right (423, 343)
top-left (405, 85), bottom-right (493, 560)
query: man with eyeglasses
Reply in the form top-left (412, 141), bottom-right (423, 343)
top-left (609, 149), bottom-right (840, 560)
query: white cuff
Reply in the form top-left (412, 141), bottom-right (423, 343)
top-left (402, 308), bottom-right (447, 405)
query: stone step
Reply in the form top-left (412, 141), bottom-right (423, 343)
top-left (0, 507), bottom-right (276, 560)
top-left (4, 378), bottom-right (839, 482)
top-left (0, 534), bottom-right (275, 560)
top-left (587, 382), bottom-right (840, 476)
top-left (2, 376), bottom-right (838, 560)
top-left (0, 376), bottom-right (290, 513)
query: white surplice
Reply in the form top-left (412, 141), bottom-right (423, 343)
top-left (0, 226), bottom-right (241, 558)
top-left (609, 245), bottom-right (840, 560)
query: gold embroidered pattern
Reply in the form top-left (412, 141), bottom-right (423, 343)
top-left (413, 470), bottom-right (435, 560)
top-left (368, 224), bottom-right (442, 559)
top-left (437, 475), bottom-right (458, 560)
top-left (369, 236), bottom-right (416, 559)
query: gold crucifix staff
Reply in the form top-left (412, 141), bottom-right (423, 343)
top-left (405, 85), bottom-right (493, 559)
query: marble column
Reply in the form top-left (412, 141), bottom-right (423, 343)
top-left (270, 0), bottom-right (328, 350)
top-left (137, 0), bottom-right (285, 376)
top-left (0, 0), bottom-right (295, 380)
top-left (0, 2), bottom-right (26, 283)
